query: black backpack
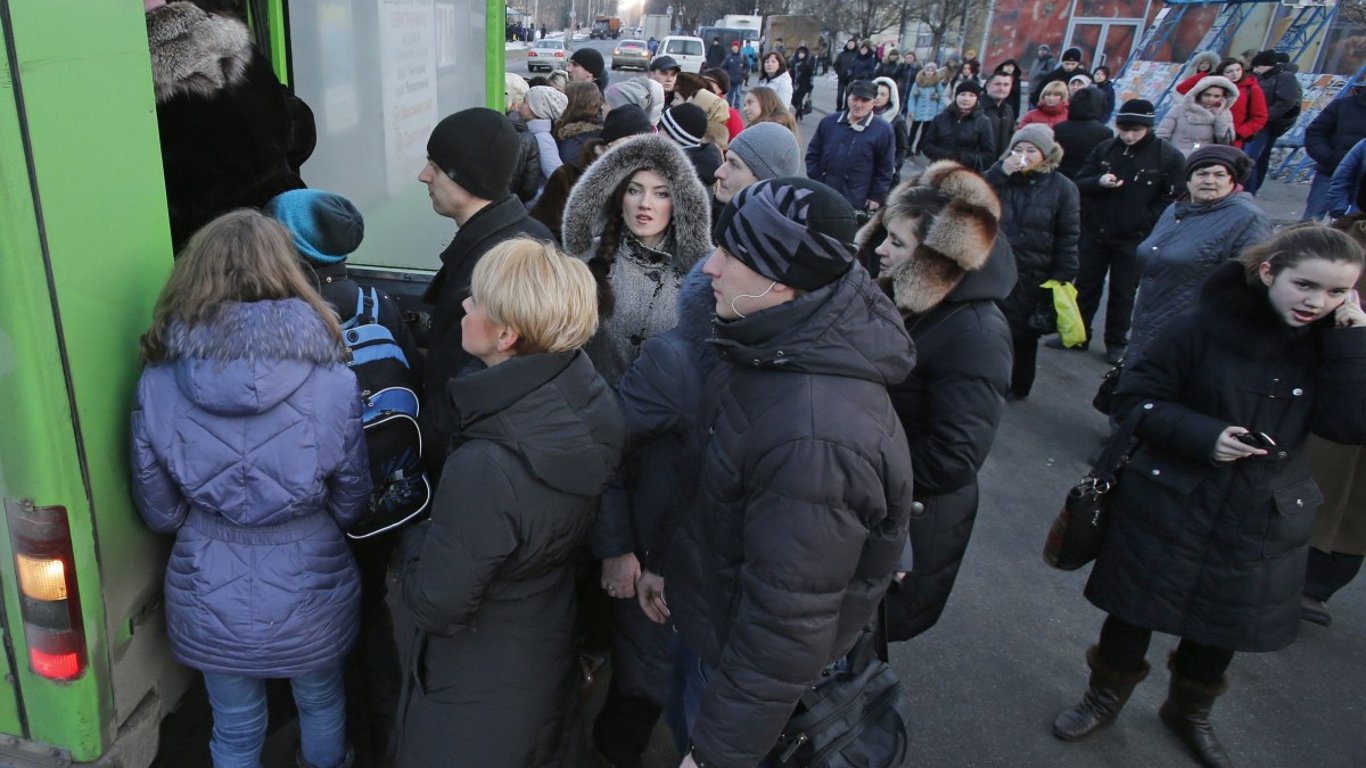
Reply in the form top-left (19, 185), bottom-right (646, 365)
top-left (342, 287), bottom-right (431, 539)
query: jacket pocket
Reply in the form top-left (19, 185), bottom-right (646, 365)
top-left (1262, 479), bottom-right (1325, 559)
top-left (1115, 449), bottom-right (1205, 534)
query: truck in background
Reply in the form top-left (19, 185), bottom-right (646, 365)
top-left (590, 15), bottom-right (622, 39)
top-left (763, 14), bottom-right (823, 54)
top-left (721, 14), bottom-right (763, 36)
top-left (642, 13), bottom-right (671, 42)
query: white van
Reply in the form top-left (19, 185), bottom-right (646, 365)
top-left (656, 35), bottom-right (705, 73)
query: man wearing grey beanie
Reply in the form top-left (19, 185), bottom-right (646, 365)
top-left (714, 122), bottom-right (803, 204)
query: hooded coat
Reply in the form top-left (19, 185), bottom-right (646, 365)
top-left (1257, 62), bottom-right (1304, 138)
top-left (985, 146), bottom-right (1081, 335)
top-left (1053, 87), bottom-right (1114, 180)
top-left (909, 69), bottom-right (945, 123)
top-left (856, 163), bottom-right (1016, 640)
top-left (873, 76), bottom-right (910, 183)
top-left (397, 351), bottom-right (624, 768)
top-left (1156, 76), bottom-right (1239, 155)
top-left (147, 2), bottom-right (313, 250)
top-left (1086, 260), bottom-right (1366, 652)
top-left (921, 102), bottom-right (999, 173)
top-left (1127, 191), bottom-right (1271, 365)
top-left (993, 60), bottom-right (1024, 118)
top-left (1175, 71), bottom-right (1268, 147)
top-left (561, 134), bottom-right (713, 384)
top-left (130, 299), bottom-right (369, 676)
top-left (664, 264), bottom-right (916, 768)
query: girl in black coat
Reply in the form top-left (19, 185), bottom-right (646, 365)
top-left (856, 161), bottom-right (1016, 640)
top-left (397, 239), bottom-right (624, 768)
top-left (986, 123), bottom-right (1080, 399)
top-left (1054, 225), bottom-right (1366, 768)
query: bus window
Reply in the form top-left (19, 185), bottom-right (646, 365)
top-left (288, 0), bottom-right (489, 271)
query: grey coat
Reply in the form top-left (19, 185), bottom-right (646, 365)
top-left (1127, 192), bottom-right (1271, 364)
top-left (130, 299), bottom-right (368, 677)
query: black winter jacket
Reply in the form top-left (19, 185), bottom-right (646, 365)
top-left (920, 105), bottom-right (998, 172)
top-left (1075, 131), bottom-right (1186, 243)
top-left (398, 351), bottom-right (624, 768)
top-left (664, 265), bottom-right (916, 768)
top-left (981, 96), bottom-right (1016, 158)
top-left (834, 45), bottom-right (859, 81)
top-left (1257, 64), bottom-right (1303, 137)
top-left (420, 195), bottom-right (553, 472)
top-left (1087, 261), bottom-right (1366, 652)
top-left (1053, 88), bottom-right (1114, 180)
top-left (986, 150), bottom-right (1080, 333)
top-left (1306, 88), bottom-right (1366, 175)
top-left (508, 113), bottom-right (545, 203)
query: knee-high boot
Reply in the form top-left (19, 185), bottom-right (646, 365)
top-left (1159, 657), bottom-right (1234, 768)
top-left (1053, 645), bottom-right (1150, 741)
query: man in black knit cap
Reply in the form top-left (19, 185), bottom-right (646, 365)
top-left (417, 107), bottom-right (552, 474)
top-left (569, 46), bottom-right (609, 92)
top-left (1033, 46), bottom-right (1085, 106)
top-left (658, 178), bottom-right (916, 768)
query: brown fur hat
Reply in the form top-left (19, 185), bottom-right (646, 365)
top-left (855, 160), bottom-right (1000, 314)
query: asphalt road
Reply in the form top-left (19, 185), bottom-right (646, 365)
top-left (159, 38), bottom-right (1364, 768)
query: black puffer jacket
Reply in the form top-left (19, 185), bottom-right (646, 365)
top-left (920, 105), bottom-right (998, 172)
top-left (1257, 63), bottom-right (1303, 137)
top-left (507, 113), bottom-right (545, 203)
top-left (986, 148), bottom-right (1081, 333)
top-left (1074, 131), bottom-right (1186, 243)
top-left (664, 265), bottom-right (916, 768)
top-left (420, 195), bottom-right (553, 472)
top-left (856, 162), bottom-right (1015, 640)
top-left (1306, 87), bottom-right (1366, 175)
top-left (1053, 87), bottom-right (1114, 180)
top-left (981, 96), bottom-right (1015, 158)
top-left (1087, 261), bottom-right (1366, 652)
top-left (397, 351), bottom-right (624, 768)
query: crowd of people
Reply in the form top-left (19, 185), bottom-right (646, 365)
top-left (136, 3), bottom-right (1366, 767)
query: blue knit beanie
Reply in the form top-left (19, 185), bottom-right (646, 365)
top-left (263, 189), bottom-right (364, 265)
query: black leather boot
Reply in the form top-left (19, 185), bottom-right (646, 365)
top-left (1159, 662), bottom-right (1234, 768)
top-left (1053, 645), bottom-right (1150, 741)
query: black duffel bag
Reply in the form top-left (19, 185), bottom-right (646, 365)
top-left (769, 631), bottom-right (913, 768)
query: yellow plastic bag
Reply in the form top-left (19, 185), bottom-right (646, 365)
top-left (1042, 280), bottom-right (1087, 348)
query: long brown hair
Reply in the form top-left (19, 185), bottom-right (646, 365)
top-left (1239, 222), bottom-right (1365, 285)
top-left (557, 81), bottom-right (604, 134)
top-left (140, 209), bottom-right (343, 362)
top-left (744, 86), bottom-right (799, 137)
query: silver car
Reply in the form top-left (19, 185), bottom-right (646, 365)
top-left (527, 39), bottom-right (567, 72)
top-left (611, 39), bottom-right (651, 71)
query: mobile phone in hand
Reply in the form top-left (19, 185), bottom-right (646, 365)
top-left (1234, 431), bottom-right (1276, 449)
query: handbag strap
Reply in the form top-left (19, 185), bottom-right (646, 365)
top-left (1091, 403), bottom-right (1147, 483)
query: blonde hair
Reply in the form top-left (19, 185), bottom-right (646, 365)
top-left (140, 209), bottom-right (342, 362)
top-left (1040, 80), bottom-right (1070, 103)
top-left (471, 238), bottom-right (599, 354)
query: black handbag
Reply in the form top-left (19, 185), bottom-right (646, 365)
top-left (769, 631), bottom-right (913, 768)
top-left (1026, 293), bottom-right (1058, 335)
top-left (1043, 406), bottom-right (1144, 570)
top-left (1092, 362), bottom-right (1123, 415)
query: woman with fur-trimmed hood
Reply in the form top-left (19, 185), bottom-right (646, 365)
top-left (146, 0), bottom-right (314, 251)
top-left (1157, 75), bottom-right (1239, 156)
top-left (857, 161), bottom-right (1016, 640)
top-left (561, 133), bottom-right (713, 385)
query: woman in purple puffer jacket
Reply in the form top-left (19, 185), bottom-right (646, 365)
top-left (130, 210), bottom-right (370, 768)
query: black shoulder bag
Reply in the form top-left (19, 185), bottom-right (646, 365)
top-left (1043, 405), bottom-right (1145, 570)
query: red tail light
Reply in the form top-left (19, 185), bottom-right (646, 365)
top-left (7, 501), bottom-right (87, 682)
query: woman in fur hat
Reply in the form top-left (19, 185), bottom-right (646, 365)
top-left (1157, 76), bottom-right (1239, 156)
top-left (986, 123), bottom-right (1081, 400)
top-left (559, 132), bottom-right (712, 765)
top-left (856, 161), bottom-right (1016, 640)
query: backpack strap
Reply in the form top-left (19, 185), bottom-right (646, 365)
top-left (360, 287), bottom-right (380, 325)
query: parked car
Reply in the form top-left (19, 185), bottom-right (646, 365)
top-left (527, 38), bottom-right (567, 72)
top-left (655, 35), bottom-right (705, 73)
top-left (611, 39), bottom-right (651, 70)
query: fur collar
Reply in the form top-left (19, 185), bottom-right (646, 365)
top-left (147, 2), bottom-right (253, 102)
top-left (915, 69), bottom-right (941, 87)
top-left (855, 161), bottom-right (1000, 314)
top-left (561, 134), bottom-right (713, 273)
top-left (166, 298), bottom-right (345, 364)
top-left (556, 120), bottom-right (602, 141)
top-left (1184, 75), bottom-right (1240, 110)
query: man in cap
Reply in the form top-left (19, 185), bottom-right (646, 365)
top-left (1244, 49), bottom-right (1303, 194)
top-left (1059, 99), bottom-right (1186, 363)
top-left (649, 54), bottom-right (683, 107)
top-left (1033, 46), bottom-right (1084, 106)
top-left (659, 177), bottom-right (915, 768)
top-left (417, 107), bottom-right (553, 473)
top-left (569, 47), bottom-right (609, 92)
top-left (714, 122), bottom-right (803, 207)
top-left (661, 102), bottom-right (724, 187)
top-left (805, 79), bottom-right (895, 212)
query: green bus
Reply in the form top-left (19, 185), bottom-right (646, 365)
top-left (0, 1), bottom-right (504, 763)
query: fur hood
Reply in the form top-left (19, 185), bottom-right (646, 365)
top-left (1190, 51), bottom-right (1222, 75)
top-left (855, 161), bottom-right (1002, 314)
top-left (561, 134), bottom-right (713, 273)
top-left (872, 76), bottom-right (902, 118)
top-left (1184, 75), bottom-right (1240, 109)
top-left (556, 120), bottom-right (602, 142)
top-left (915, 68), bottom-right (942, 87)
top-left (1066, 86), bottom-right (1106, 122)
top-left (147, 2), bottom-right (253, 102)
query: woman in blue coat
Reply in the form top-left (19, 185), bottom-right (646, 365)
top-left (131, 210), bottom-right (370, 768)
top-left (1054, 224), bottom-right (1366, 768)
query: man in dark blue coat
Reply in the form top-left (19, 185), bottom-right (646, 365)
top-left (661, 178), bottom-right (916, 768)
top-left (805, 80), bottom-right (896, 212)
top-left (1304, 84), bottom-right (1366, 220)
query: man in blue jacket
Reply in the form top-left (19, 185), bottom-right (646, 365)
top-left (1304, 84), bottom-right (1366, 221)
top-left (805, 80), bottom-right (895, 213)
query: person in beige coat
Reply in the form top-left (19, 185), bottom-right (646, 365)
top-left (1156, 76), bottom-right (1238, 156)
top-left (674, 72), bottom-right (732, 150)
top-left (1304, 213), bottom-right (1366, 626)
